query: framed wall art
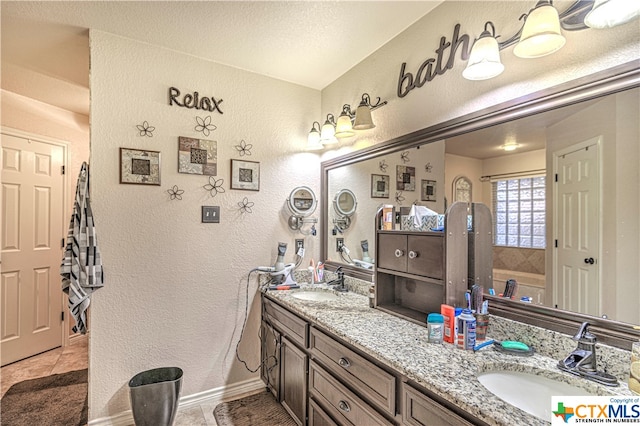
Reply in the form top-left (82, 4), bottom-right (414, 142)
top-left (230, 159), bottom-right (260, 191)
top-left (119, 148), bottom-right (161, 185)
top-left (396, 165), bottom-right (415, 191)
top-left (371, 174), bottom-right (390, 198)
top-left (421, 179), bottom-right (437, 201)
top-left (178, 136), bottom-right (217, 176)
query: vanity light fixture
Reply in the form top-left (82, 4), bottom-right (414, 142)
top-left (307, 93), bottom-right (387, 149)
top-left (335, 105), bottom-right (356, 138)
top-left (307, 121), bottom-right (323, 150)
top-left (462, 22), bottom-right (505, 81)
top-left (584, 0), bottom-right (640, 29)
top-left (514, 0), bottom-right (566, 58)
top-left (320, 113), bottom-right (339, 146)
top-left (353, 94), bottom-right (377, 130)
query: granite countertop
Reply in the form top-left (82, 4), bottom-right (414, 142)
top-left (263, 284), bottom-right (634, 426)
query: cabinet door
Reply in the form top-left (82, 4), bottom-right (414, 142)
top-left (407, 235), bottom-right (444, 279)
top-left (403, 384), bottom-right (474, 426)
top-left (281, 336), bottom-right (308, 426)
top-left (261, 322), bottom-right (280, 399)
top-left (378, 233), bottom-right (407, 272)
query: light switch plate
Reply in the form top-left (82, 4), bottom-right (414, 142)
top-left (202, 206), bottom-right (220, 223)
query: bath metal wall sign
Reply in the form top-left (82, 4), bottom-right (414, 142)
top-left (397, 24), bottom-right (471, 98)
top-left (169, 87), bottom-right (224, 114)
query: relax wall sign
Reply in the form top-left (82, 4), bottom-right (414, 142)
top-left (169, 87), bottom-right (224, 114)
top-left (397, 24), bottom-right (471, 98)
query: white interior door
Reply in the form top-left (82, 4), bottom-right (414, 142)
top-left (1, 131), bottom-right (65, 366)
top-left (553, 137), bottom-right (600, 316)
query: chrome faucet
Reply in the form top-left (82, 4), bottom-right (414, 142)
top-left (558, 322), bottom-right (618, 386)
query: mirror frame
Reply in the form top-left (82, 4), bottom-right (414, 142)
top-left (321, 60), bottom-right (640, 348)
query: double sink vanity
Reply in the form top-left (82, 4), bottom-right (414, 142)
top-left (260, 282), bottom-right (634, 426)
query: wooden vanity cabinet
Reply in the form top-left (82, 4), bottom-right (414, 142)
top-left (261, 295), bottom-right (487, 426)
top-left (262, 296), bottom-right (309, 426)
top-left (309, 398), bottom-right (338, 426)
top-left (260, 322), bottom-right (280, 398)
top-left (309, 361), bottom-right (392, 426)
top-left (402, 382), bottom-right (488, 426)
top-left (309, 327), bottom-right (396, 416)
top-left (281, 336), bottom-right (308, 426)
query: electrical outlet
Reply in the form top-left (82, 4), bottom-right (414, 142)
top-left (336, 238), bottom-right (344, 252)
top-left (295, 239), bottom-right (304, 251)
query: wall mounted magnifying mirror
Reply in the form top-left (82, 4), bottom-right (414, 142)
top-left (332, 189), bottom-right (357, 232)
top-left (287, 186), bottom-right (318, 232)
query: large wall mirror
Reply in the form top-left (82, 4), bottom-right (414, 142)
top-left (320, 61), bottom-right (639, 348)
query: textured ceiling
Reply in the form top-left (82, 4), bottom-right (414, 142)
top-left (1, 1), bottom-right (443, 116)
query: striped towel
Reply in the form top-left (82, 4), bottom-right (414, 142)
top-left (61, 162), bottom-right (104, 334)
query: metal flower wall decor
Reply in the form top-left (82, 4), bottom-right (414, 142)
top-left (167, 185), bottom-right (185, 200)
top-left (136, 121), bottom-right (155, 137)
top-left (395, 191), bottom-right (405, 204)
top-left (194, 116), bottom-right (217, 137)
top-left (234, 140), bottom-right (253, 157)
top-left (203, 176), bottom-right (225, 197)
top-left (238, 197), bottom-right (255, 214)
top-left (425, 162), bottom-right (433, 173)
top-left (379, 160), bottom-right (388, 172)
top-left (400, 151), bottom-right (410, 163)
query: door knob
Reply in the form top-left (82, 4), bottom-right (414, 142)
top-left (408, 251), bottom-right (419, 259)
top-left (394, 249), bottom-right (405, 258)
top-left (584, 257), bottom-right (595, 265)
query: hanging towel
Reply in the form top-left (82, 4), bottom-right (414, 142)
top-left (61, 162), bottom-right (104, 334)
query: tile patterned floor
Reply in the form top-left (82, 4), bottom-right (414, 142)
top-left (0, 336), bottom-right (219, 425)
top-left (1, 336), bottom-right (89, 398)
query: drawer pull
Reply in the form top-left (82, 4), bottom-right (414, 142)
top-left (338, 400), bottom-right (351, 413)
top-left (408, 250), bottom-right (419, 259)
top-left (338, 357), bottom-right (351, 368)
top-left (394, 249), bottom-right (405, 258)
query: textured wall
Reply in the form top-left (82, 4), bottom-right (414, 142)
top-left (89, 31), bottom-right (320, 420)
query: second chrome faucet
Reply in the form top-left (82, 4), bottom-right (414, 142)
top-left (558, 322), bottom-right (618, 386)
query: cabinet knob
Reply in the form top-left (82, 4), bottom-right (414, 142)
top-left (408, 250), bottom-right (419, 259)
top-left (339, 400), bottom-right (351, 413)
top-left (338, 357), bottom-right (351, 369)
top-left (394, 249), bottom-right (405, 258)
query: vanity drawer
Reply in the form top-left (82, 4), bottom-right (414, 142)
top-left (263, 297), bottom-right (308, 348)
top-left (309, 398), bottom-right (339, 426)
top-left (309, 327), bottom-right (396, 416)
top-left (309, 361), bottom-right (392, 426)
top-left (402, 383), bottom-right (474, 426)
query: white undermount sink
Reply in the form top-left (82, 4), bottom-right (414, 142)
top-left (291, 291), bottom-right (339, 302)
top-left (477, 370), bottom-right (596, 421)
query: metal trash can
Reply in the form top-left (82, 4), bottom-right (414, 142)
top-left (128, 367), bottom-right (183, 426)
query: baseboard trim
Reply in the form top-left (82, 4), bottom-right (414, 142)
top-left (88, 377), bottom-right (265, 426)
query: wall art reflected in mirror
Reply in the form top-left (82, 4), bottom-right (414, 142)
top-left (321, 62), bottom-right (640, 344)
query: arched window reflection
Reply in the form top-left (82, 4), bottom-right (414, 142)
top-left (453, 176), bottom-right (472, 202)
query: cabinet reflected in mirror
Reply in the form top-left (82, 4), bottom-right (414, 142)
top-left (321, 65), bottom-right (639, 327)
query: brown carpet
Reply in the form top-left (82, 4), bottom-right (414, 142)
top-left (214, 391), bottom-right (297, 426)
top-left (0, 369), bottom-right (88, 426)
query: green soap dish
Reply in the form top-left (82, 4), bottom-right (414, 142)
top-left (494, 340), bottom-right (535, 356)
